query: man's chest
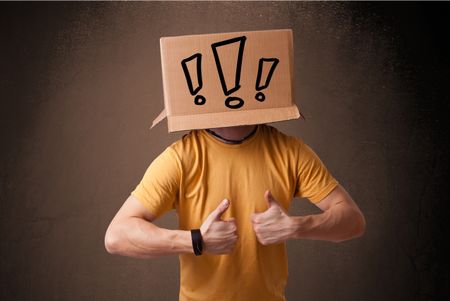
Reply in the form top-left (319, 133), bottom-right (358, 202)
top-left (177, 152), bottom-right (296, 227)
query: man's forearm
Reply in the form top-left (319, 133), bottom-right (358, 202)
top-left (105, 217), bottom-right (193, 259)
top-left (288, 203), bottom-right (366, 243)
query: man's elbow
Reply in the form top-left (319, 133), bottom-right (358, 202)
top-left (104, 226), bottom-right (122, 255)
top-left (352, 210), bottom-right (366, 238)
top-left (334, 209), bottom-right (366, 243)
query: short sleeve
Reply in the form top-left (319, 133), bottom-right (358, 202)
top-left (294, 142), bottom-right (339, 204)
top-left (130, 146), bottom-right (181, 219)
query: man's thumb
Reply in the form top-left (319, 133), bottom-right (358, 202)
top-left (211, 199), bottom-right (230, 220)
top-left (264, 190), bottom-right (278, 207)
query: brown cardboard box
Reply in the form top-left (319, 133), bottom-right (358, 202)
top-left (152, 29), bottom-right (301, 132)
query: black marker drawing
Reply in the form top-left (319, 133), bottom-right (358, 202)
top-left (181, 36), bottom-right (280, 109)
top-left (255, 58), bottom-right (279, 102)
top-left (211, 36), bottom-right (247, 109)
top-left (181, 53), bottom-right (206, 105)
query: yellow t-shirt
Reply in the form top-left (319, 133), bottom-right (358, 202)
top-left (131, 124), bottom-right (338, 301)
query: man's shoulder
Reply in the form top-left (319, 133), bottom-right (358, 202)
top-left (165, 130), bottom-right (204, 158)
top-left (260, 124), bottom-right (305, 147)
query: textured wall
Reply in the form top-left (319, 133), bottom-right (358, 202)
top-left (1, 2), bottom-right (449, 300)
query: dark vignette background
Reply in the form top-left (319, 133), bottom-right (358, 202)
top-left (1, 2), bottom-right (449, 300)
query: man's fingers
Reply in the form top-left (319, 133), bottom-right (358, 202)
top-left (251, 212), bottom-right (267, 224)
top-left (208, 199), bottom-right (230, 221)
top-left (213, 220), bottom-right (237, 233)
top-left (208, 232), bottom-right (238, 254)
top-left (265, 190), bottom-right (287, 215)
top-left (215, 239), bottom-right (238, 254)
top-left (216, 198), bottom-right (230, 214)
top-left (252, 207), bottom-right (280, 224)
top-left (250, 191), bottom-right (281, 224)
top-left (225, 218), bottom-right (237, 232)
top-left (264, 190), bottom-right (278, 207)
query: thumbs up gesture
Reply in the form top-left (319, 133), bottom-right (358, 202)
top-left (251, 190), bottom-right (294, 246)
top-left (200, 199), bottom-right (238, 254)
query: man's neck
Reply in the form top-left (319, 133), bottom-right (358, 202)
top-left (208, 125), bottom-right (258, 142)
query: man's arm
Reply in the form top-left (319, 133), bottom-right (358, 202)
top-left (104, 195), bottom-right (238, 259)
top-left (290, 185), bottom-right (366, 242)
top-left (104, 195), bottom-right (193, 259)
top-left (251, 185), bottom-right (366, 244)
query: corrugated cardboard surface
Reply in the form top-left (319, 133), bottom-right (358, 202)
top-left (4, 2), bottom-right (448, 301)
top-left (157, 29), bottom-right (300, 132)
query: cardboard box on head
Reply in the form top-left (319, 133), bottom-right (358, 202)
top-left (152, 29), bottom-right (302, 132)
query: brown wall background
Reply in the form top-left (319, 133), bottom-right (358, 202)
top-left (1, 2), bottom-right (449, 300)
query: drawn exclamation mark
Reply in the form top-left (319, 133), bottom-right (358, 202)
top-left (181, 53), bottom-right (206, 105)
top-left (255, 58), bottom-right (279, 102)
top-left (211, 36), bottom-right (247, 109)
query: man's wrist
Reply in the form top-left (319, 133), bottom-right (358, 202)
top-left (168, 230), bottom-right (196, 255)
top-left (288, 212), bottom-right (330, 240)
top-left (288, 215), bottom-right (310, 240)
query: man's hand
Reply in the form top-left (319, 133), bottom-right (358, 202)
top-left (200, 199), bottom-right (238, 254)
top-left (251, 190), bottom-right (294, 246)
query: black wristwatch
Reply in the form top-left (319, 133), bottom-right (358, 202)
top-left (191, 229), bottom-right (203, 256)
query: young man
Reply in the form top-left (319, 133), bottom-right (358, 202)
top-left (105, 123), bottom-right (366, 301)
